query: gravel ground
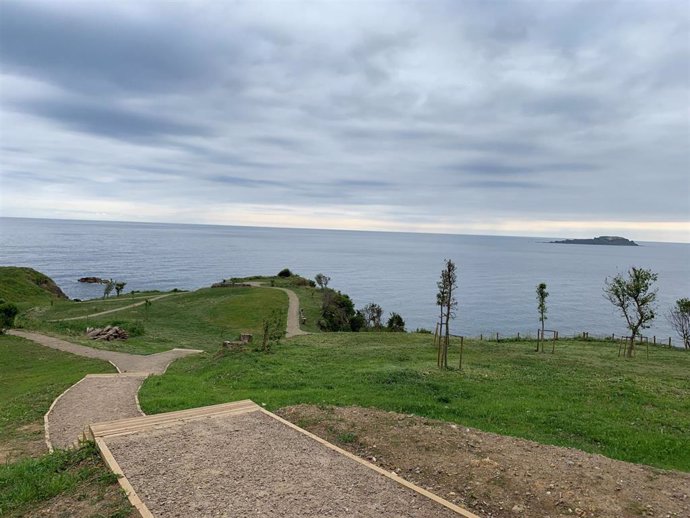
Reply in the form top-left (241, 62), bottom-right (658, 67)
top-left (9, 330), bottom-right (201, 373)
top-left (48, 374), bottom-right (145, 449)
top-left (105, 410), bottom-right (464, 517)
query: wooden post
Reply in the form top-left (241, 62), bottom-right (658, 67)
top-left (646, 340), bottom-right (649, 360)
top-left (669, 337), bottom-right (672, 347)
top-left (612, 333), bottom-right (615, 341)
top-left (653, 336), bottom-right (656, 345)
top-left (459, 336), bottom-right (464, 370)
top-left (496, 332), bottom-right (499, 343)
top-left (517, 332), bottom-right (520, 340)
top-left (552, 332), bottom-right (556, 354)
top-left (480, 333), bottom-right (483, 341)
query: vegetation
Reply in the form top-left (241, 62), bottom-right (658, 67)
top-left (277, 268), bottom-right (293, 277)
top-left (0, 442), bottom-right (131, 518)
top-left (386, 312), bottom-right (405, 332)
top-left (0, 335), bottom-right (128, 516)
top-left (604, 267), bottom-right (658, 357)
top-left (668, 298), bottom-right (690, 350)
top-left (260, 309), bottom-right (285, 352)
top-left (361, 303), bottom-right (383, 330)
top-left (536, 282), bottom-right (549, 352)
top-left (140, 333), bottom-right (690, 472)
top-left (436, 259), bottom-right (458, 369)
top-left (315, 273), bottom-right (330, 290)
top-left (319, 289), bottom-right (361, 331)
top-left (24, 287), bottom-right (288, 354)
top-left (0, 266), bottom-right (67, 310)
top-left (0, 300), bottom-right (19, 333)
top-left (114, 281), bottom-right (127, 296)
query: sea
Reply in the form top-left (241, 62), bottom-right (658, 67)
top-left (1, 217), bottom-right (689, 342)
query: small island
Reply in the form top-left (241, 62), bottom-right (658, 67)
top-left (550, 236), bottom-right (639, 246)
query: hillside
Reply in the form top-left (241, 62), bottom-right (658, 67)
top-left (0, 267), bottom-right (68, 308)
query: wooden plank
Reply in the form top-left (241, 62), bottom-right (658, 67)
top-left (90, 400), bottom-right (260, 438)
top-left (95, 437), bottom-right (154, 518)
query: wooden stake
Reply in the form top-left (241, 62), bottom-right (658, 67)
top-left (459, 336), bottom-right (464, 370)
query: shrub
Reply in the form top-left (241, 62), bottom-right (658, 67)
top-left (386, 312), bottom-right (406, 332)
top-left (0, 299), bottom-right (19, 333)
top-left (414, 328), bottom-right (432, 334)
top-left (277, 268), bottom-right (293, 277)
top-left (319, 290), bottom-right (356, 331)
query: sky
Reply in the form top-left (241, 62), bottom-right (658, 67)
top-left (0, 0), bottom-right (688, 242)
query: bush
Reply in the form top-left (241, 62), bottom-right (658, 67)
top-left (386, 312), bottom-right (405, 332)
top-left (277, 268), bottom-right (293, 277)
top-left (319, 290), bottom-right (356, 331)
top-left (414, 328), bottom-right (432, 334)
top-left (0, 299), bottom-right (19, 332)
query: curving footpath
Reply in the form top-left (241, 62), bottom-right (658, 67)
top-left (246, 283), bottom-right (309, 338)
top-left (54, 292), bottom-right (179, 322)
top-left (9, 329), bottom-right (202, 450)
top-left (11, 285), bottom-right (305, 452)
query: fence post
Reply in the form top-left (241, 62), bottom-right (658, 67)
top-left (669, 337), bottom-right (672, 347)
top-left (496, 332), bottom-right (499, 343)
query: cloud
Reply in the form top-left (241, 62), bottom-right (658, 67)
top-left (0, 0), bottom-right (688, 241)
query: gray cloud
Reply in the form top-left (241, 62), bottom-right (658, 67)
top-left (0, 0), bottom-right (688, 238)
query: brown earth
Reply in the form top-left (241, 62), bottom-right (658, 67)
top-left (277, 405), bottom-right (690, 518)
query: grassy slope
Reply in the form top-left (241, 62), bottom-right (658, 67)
top-left (0, 335), bottom-right (115, 459)
top-left (26, 287), bottom-right (289, 354)
top-left (0, 267), bottom-right (67, 310)
top-left (140, 333), bottom-right (690, 472)
top-left (0, 335), bottom-right (129, 517)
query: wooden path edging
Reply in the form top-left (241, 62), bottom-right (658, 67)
top-left (90, 400), bottom-right (481, 518)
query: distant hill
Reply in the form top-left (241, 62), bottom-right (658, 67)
top-left (0, 267), bottom-right (68, 308)
top-left (550, 236), bottom-right (639, 246)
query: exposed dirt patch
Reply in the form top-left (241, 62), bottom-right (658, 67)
top-left (277, 405), bottom-right (690, 518)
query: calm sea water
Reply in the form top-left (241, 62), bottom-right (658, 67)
top-left (1, 217), bottom-right (689, 341)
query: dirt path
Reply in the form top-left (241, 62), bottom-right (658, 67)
top-left (8, 330), bottom-right (201, 373)
top-left (54, 292), bottom-right (178, 321)
top-left (10, 330), bottom-right (202, 451)
top-left (47, 374), bottom-right (146, 450)
top-left (247, 282), bottom-right (309, 338)
top-left (279, 405), bottom-right (690, 518)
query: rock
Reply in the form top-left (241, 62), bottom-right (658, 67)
top-left (512, 504), bottom-right (525, 514)
top-left (85, 326), bottom-right (129, 341)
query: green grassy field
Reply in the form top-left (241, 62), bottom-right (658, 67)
top-left (0, 335), bottom-right (130, 517)
top-left (25, 286), bottom-right (289, 354)
top-left (139, 333), bottom-right (690, 472)
top-left (0, 267), bottom-right (67, 310)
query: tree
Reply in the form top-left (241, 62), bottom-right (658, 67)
top-left (315, 273), bottom-right (330, 290)
top-left (668, 298), bottom-right (690, 350)
top-left (436, 259), bottom-right (458, 369)
top-left (0, 299), bottom-right (19, 333)
top-left (386, 312), bottom-right (405, 332)
top-left (536, 282), bottom-right (549, 352)
top-left (319, 290), bottom-right (356, 331)
top-left (277, 268), bottom-right (292, 277)
top-left (102, 279), bottom-right (115, 299)
top-left (115, 281), bottom-right (127, 297)
top-left (604, 267), bottom-right (658, 358)
top-left (362, 302), bottom-right (383, 330)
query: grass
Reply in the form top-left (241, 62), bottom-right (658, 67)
top-left (0, 334), bottom-right (129, 517)
top-left (0, 335), bottom-right (115, 459)
top-left (0, 442), bottom-right (130, 518)
top-left (24, 287), bottom-right (289, 354)
top-left (0, 267), bottom-right (67, 310)
top-left (139, 333), bottom-right (690, 472)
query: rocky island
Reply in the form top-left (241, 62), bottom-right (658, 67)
top-left (550, 236), bottom-right (639, 246)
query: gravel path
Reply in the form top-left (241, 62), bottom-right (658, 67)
top-left (11, 330), bottom-right (202, 452)
top-left (247, 283), bottom-right (309, 338)
top-left (105, 410), bottom-right (465, 518)
top-left (54, 292), bottom-right (178, 321)
top-left (9, 330), bottom-right (201, 373)
top-left (48, 374), bottom-right (146, 450)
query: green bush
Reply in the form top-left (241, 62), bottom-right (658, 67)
top-left (319, 290), bottom-right (357, 331)
top-left (277, 268), bottom-right (293, 277)
top-left (386, 312), bottom-right (406, 332)
top-left (0, 299), bottom-right (19, 332)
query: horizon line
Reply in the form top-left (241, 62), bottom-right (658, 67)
top-left (2, 215), bottom-right (689, 245)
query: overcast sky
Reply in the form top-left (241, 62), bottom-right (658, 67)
top-left (1, 0), bottom-right (688, 241)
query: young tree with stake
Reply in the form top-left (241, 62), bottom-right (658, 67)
top-left (536, 282), bottom-right (548, 352)
top-left (604, 267), bottom-right (658, 358)
top-left (436, 259), bottom-right (458, 369)
top-left (667, 298), bottom-right (690, 350)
